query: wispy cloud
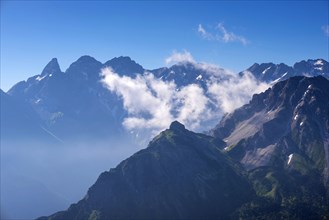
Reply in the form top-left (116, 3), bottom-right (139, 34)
top-left (322, 25), bottom-right (329, 37)
top-left (197, 23), bottom-right (249, 45)
top-left (198, 24), bottom-right (207, 36)
top-left (198, 24), bottom-right (213, 40)
top-left (165, 50), bottom-right (195, 65)
top-left (217, 23), bottom-right (248, 45)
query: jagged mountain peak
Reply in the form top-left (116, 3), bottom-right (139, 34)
top-left (40, 58), bottom-right (61, 76)
top-left (104, 56), bottom-right (144, 75)
top-left (68, 55), bottom-right (103, 69)
top-left (65, 55), bottom-right (103, 79)
top-left (107, 56), bottom-right (134, 63)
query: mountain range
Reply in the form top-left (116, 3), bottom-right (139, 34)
top-left (3, 56), bottom-right (328, 144)
top-left (1, 56), bottom-right (328, 219)
top-left (39, 76), bottom-right (329, 219)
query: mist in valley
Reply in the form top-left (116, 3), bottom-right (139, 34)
top-left (1, 138), bottom-right (139, 219)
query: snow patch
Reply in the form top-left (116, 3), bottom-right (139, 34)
top-left (35, 99), bottom-right (41, 104)
top-left (315, 67), bottom-right (323, 71)
top-left (262, 66), bottom-right (271, 74)
top-left (36, 75), bottom-right (46, 81)
top-left (49, 74), bottom-right (53, 77)
top-left (314, 60), bottom-right (324, 66)
top-left (271, 72), bottom-right (288, 84)
top-left (287, 153), bottom-right (293, 165)
top-left (224, 147), bottom-right (229, 151)
top-left (196, 75), bottom-right (202, 80)
top-left (303, 89), bottom-right (310, 97)
top-left (294, 114), bottom-right (299, 120)
top-left (300, 121), bottom-right (304, 126)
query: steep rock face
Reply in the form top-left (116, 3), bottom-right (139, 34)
top-left (212, 76), bottom-right (329, 185)
top-left (210, 76), bottom-right (329, 218)
top-left (40, 121), bottom-right (253, 220)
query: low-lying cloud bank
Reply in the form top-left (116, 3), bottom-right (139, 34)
top-left (101, 52), bottom-right (270, 136)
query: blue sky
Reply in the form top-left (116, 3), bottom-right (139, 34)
top-left (1, 1), bottom-right (328, 91)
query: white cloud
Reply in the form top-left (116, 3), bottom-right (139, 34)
top-left (176, 84), bottom-right (211, 130)
top-left (101, 68), bottom-right (174, 133)
top-left (322, 25), bottom-right (329, 37)
top-left (197, 23), bottom-right (249, 45)
top-left (208, 71), bottom-right (269, 113)
top-left (165, 50), bottom-right (195, 65)
top-left (101, 67), bottom-right (214, 135)
top-left (101, 53), bottom-right (270, 140)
